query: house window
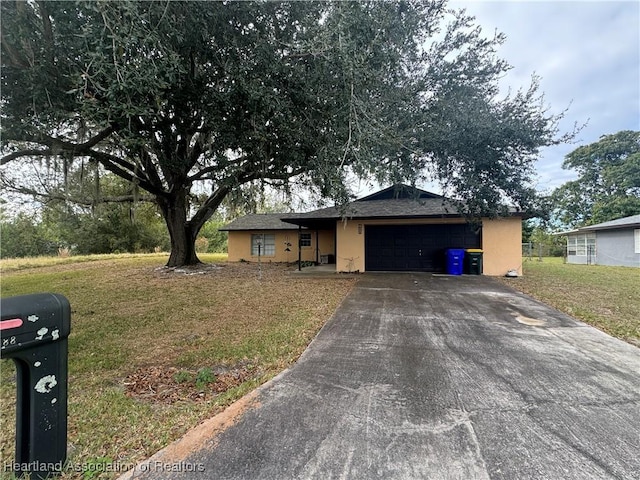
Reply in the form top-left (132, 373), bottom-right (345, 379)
top-left (251, 234), bottom-right (275, 256)
top-left (299, 233), bottom-right (312, 247)
top-left (635, 229), bottom-right (640, 254)
top-left (567, 235), bottom-right (577, 256)
top-left (567, 233), bottom-right (596, 256)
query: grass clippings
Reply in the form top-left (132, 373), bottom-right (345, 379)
top-left (0, 254), bottom-right (356, 479)
top-left (498, 257), bottom-right (640, 346)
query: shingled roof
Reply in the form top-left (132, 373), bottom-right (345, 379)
top-left (219, 213), bottom-right (304, 231)
top-left (578, 214), bottom-right (640, 231)
top-left (281, 197), bottom-right (459, 224)
top-left (278, 185), bottom-right (463, 229)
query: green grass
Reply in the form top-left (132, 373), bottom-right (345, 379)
top-left (0, 254), bottom-right (355, 479)
top-left (0, 252), bottom-right (228, 273)
top-left (499, 257), bottom-right (640, 345)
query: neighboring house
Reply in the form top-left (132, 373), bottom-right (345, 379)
top-left (220, 184), bottom-right (525, 276)
top-left (564, 215), bottom-right (640, 267)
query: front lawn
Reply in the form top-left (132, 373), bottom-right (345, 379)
top-left (499, 257), bottom-right (640, 346)
top-left (0, 254), bottom-right (356, 478)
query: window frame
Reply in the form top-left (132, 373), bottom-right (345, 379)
top-left (251, 233), bottom-right (275, 256)
top-left (299, 232), bottom-right (312, 248)
top-left (567, 235), bottom-right (578, 256)
top-left (567, 233), bottom-right (596, 257)
top-left (634, 229), bottom-right (640, 254)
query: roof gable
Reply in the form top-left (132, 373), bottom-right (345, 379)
top-left (356, 184), bottom-right (442, 202)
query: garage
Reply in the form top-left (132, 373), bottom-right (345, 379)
top-left (365, 224), bottom-right (481, 272)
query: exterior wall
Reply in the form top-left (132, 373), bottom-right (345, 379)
top-left (481, 218), bottom-right (523, 276)
top-left (336, 220), bottom-right (364, 272)
top-left (227, 230), bottom-right (334, 263)
top-left (317, 230), bottom-right (336, 261)
top-left (228, 217), bottom-right (523, 274)
top-left (335, 217), bottom-right (522, 275)
top-left (566, 253), bottom-right (588, 265)
top-left (335, 217), bottom-right (475, 273)
top-left (595, 229), bottom-right (640, 267)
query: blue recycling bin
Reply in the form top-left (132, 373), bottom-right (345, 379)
top-left (446, 249), bottom-right (466, 275)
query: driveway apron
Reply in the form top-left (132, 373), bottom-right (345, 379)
top-left (123, 274), bottom-right (640, 480)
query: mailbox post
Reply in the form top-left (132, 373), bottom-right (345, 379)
top-left (1, 293), bottom-right (71, 480)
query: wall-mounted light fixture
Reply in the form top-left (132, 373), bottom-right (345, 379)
top-left (358, 224), bottom-right (363, 234)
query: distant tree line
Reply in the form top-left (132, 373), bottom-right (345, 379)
top-left (521, 220), bottom-right (565, 258)
top-left (0, 175), bottom-right (228, 259)
top-left (0, 203), bottom-right (228, 259)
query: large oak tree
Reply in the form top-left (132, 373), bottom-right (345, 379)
top-left (1, 0), bottom-right (573, 266)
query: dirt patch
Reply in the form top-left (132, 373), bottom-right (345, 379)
top-left (152, 261), bottom-right (299, 279)
top-left (123, 363), bottom-right (258, 404)
top-left (154, 263), bottom-right (225, 276)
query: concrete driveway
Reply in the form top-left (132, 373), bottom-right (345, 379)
top-left (124, 274), bottom-right (640, 480)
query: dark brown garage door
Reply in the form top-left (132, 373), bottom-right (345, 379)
top-left (365, 224), bottom-right (481, 272)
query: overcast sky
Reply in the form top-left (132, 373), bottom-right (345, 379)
top-left (449, 0), bottom-right (640, 194)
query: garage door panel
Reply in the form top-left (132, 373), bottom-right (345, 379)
top-left (365, 224), bottom-right (480, 272)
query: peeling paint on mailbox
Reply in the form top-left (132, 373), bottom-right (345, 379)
top-left (35, 327), bottom-right (48, 341)
top-left (0, 293), bottom-right (71, 480)
top-left (34, 375), bottom-right (58, 394)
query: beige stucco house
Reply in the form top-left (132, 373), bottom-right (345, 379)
top-left (220, 185), bottom-right (524, 276)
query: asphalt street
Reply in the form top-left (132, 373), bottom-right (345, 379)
top-left (122, 274), bottom-right (640, 480)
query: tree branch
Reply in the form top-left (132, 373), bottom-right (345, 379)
top-left (1, 125), bottom-right (170, 198)
top-left (188, 169), bottom-right (264, 229)
top-left (2, 183), bottom-right (154, 206)
top-left (1, 149), bottom-right (53, 165)
top-left (34, 125), bottom-right (117, 152)
top-left (187, 155), bottom-right (248, 182)
top-left (189, 184), bottom-right (231, 229)
top-left (81, 125), bottom-right (118, 149)
top-left (88, 151), bottom-right (168, 198)
top-left (2, 125), bottom-right (116, 163)
top-left (139, 148), bottom-right (166, 190)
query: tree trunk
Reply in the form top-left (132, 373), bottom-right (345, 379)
top-left (158, 191), bottom-right (202, 267)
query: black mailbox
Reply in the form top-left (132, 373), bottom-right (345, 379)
top-left (1, 293), bottom-right (71, 480)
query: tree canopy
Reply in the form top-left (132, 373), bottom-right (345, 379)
top-left (1, 0), bottom-right (573, 266)
top-left (551, 130), bottom-right (640, 227)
